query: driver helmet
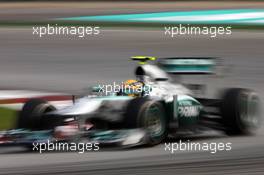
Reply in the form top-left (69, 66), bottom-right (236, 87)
top-left (121, 79), bottom-right (143, 97)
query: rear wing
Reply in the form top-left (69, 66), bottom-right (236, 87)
top-left (157, 57), bottom-right (216, 74)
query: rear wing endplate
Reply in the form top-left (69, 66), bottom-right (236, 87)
top-left (158, 57), bottom-right (216, 74)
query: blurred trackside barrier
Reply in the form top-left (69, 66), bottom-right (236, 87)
top-left (60, 9), bottom-right (264, 26)
top-left (0, 0), bottom-right (262, 1)
top-left (0, 90), bottom-right (72, 130)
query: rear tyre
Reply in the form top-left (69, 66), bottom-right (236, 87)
top-left (124, 97), bottom-right (167, 145)
top-left (17, 99), bottom-right (56, 130)
top-left (221, 88), bottom-right (261, 135)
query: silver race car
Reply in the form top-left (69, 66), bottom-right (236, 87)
top-left (15, 56), bottom-right (261, 147)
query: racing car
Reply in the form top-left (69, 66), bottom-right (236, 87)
top-left (12, 56), bottom-right (261, 146)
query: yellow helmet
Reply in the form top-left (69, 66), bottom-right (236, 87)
top-left (122, 79), bottom-right (143, 97)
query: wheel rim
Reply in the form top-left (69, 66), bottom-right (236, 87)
top-left (143, 103), bottom-right (164, 138)
top-left (239, 92), bottom-right (260, 128)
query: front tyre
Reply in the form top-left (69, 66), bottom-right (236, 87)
top-left (124, 98), bottom-right (167, 146)
top-left (221, 88), bottom-right (261, 135)
top-left (17, 99), bottom-right (56, 130)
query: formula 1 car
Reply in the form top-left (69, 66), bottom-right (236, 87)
top-left (13, 56), bottom-right (261, 146)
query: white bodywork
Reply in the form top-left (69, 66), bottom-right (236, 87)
top-left (48, 64), bottom-right (192, 119)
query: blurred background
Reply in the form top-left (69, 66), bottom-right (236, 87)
top-left (0, 0), bottom-right (263, 174)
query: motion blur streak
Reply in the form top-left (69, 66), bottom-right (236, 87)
top-left (0, 28), bottom-right (263, 97)
top-left (0, 136), bottom-right (264, 174)
top-left (1, 2), bottom-right (264, 22)
top-left (0, 2), bottom-right (264, 175)
top-left (0, 26), bottom-right (263, 175)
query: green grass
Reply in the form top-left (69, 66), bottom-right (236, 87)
top-left (0, 107), bottom-right (17, 130)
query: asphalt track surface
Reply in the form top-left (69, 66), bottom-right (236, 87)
top-left (0, 28), bottom-right (263, 96)
top-left (0, 2), bottom-right (264, 175)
